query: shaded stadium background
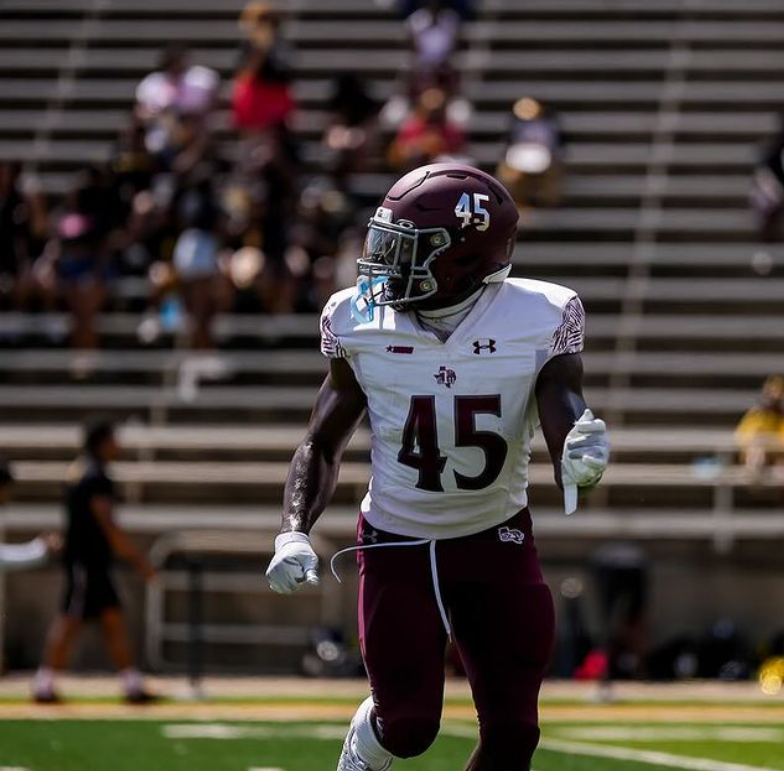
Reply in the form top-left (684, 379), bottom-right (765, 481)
top-left (1, 0), bottom-right (783, 694)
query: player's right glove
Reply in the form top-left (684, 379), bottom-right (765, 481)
top-left (561, 408), bottom-right (610, 516)
top-left (265, 532), bottom-right (320, 594)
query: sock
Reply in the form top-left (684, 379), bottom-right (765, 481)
top-left (33, 667), bottom-right (55, 696)
top-left (120, 667), bottom-right (143, 696)
top-left (352, 696), bottom-right (393, 769)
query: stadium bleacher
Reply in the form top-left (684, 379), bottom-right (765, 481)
top-left (1, 0), bottom-right (783, 670)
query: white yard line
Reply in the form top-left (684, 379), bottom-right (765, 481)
top-left (440, 722), bottom-right (477, 739)
top-left (540, 738), bottom-right (783, 771)
top-left (162, 723), bottom-right (346, 740)
top-left (554, 727), bottom-right (784, 743)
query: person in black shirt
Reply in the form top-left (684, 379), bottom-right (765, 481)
top-left (32, 420), bottom-right (157, 704)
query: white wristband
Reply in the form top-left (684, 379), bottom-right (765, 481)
top-left (274, 531), bottom-right (312, 551)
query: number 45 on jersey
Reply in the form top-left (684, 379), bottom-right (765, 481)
top-left (399, 394), bottom-right (507, 492)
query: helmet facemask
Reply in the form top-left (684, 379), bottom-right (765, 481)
top-left (356, 208), bottom-right (451, 315)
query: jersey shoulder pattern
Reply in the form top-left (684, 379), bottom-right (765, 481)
top-left (551, 294), bottom-right (585, 357)
top-left (498, 278), bottom-right (584, 358)
top-left (319, 286), bottom-right (413, 359)
top-left (319, 287), bottom-right (355, 359)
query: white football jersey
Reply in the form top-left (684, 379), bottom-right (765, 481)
top-left (320, 278), bottom-right (585, 539)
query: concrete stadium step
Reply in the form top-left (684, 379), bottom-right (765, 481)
top-left (0, 349), bottom-right (775, 396)
top-left (0, 383), bottom-right (761, 428)
top-left (0, 311), bottom-right (321, 347)
top-left (517, 208), bottom-right (756, 237)
top-left (9, 0), bottom-right (784, 18)
top-left (0, 48), bottom-right (672, 79)
top-left (5, 103), bottom-right (774, 144)
top-left (0, 423), bottom-right (739, 463)
top-left (518, 242), bottom-right (784, 268)
top-left (0, 135), bottom-right (761, 183)
top-left (5, 75), bottom-right (780, 113)
top-left (481, 0), bottom-right (784, 17)
top-left (8, 459), bottom-right (782, 511)
top-left (0, 19), bottom-right (730, 48)
top-left (1, 306), bottom-right (780, 351)
top-left (7, 503), bottom-right (784, 544)
top-left (6, 459), bottom-right (773, 491)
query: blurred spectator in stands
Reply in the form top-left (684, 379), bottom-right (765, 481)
top-left (407, 0), bottom-right (461, 96)
top-left (496, 97), bottom-right (566, 215)
top-left (323, 74), bottom-right (381, 180)
top-left (288, 176), bottom-right (356, 310)
top-left (388, 87), bottom-right (466, 170)
top-left (230, 1), bottom-right (299, 313)
top-left (382, 0), bottom-right (471, 132)
top-left (171, 170), bottom-right (224, 349)
top-left (135, 45), bottom-right (219, 173)
top-left (221, 181), bottom-right (298, 315)
top-left (751, 121), bottom-right (784, 244)
top-left (0, 463), bottom-right (61, 572)
top-left (735, 375), bottom-right (784, 480)
top-left (0, 463), bottom-right (12, 507)
top-left (32, 419), bottom-right (157, 704)
top-left (398, 0), bottom-right (478, 20)
top-left (0, 161), bottom-right (50, 311)
top-left (232, 2), bottom-right (295, 137)
top-left (108, 117), bottom-right (160, 280)
top-left (111, 115), bottom-right (157, 210)
top-left (41, 170), bottom-right (113, 361)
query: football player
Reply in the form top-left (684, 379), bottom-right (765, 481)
top-left (266, 163), bottom-right (610, 770)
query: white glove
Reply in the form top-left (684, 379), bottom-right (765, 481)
top-left (561, 408), bottom-right (610, 516)
top-left (265, 532), bottom-right (319, 594)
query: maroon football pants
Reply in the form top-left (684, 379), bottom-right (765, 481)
top-left (356, 508), bottom-right (555, 769)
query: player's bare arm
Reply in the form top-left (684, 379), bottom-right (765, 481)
top-left (282, 357), bottom-right (366, 534)
top-left (267, 358), bottom-right (366, 594)
top-left (535, 352), bottom-right (588, 484)
top-left (536, 352), bottom-right (610, 514)
top-left (92, 496), bottom-right (156, 580)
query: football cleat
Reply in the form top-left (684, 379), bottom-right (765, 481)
top-left (337, 697), bottom-right (393, 771)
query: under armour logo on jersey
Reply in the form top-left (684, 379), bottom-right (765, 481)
top-left (363, 529), bottom-right (379, 545)
top-left (498, 526), bottom-right (525, 545)
top-left (434, 366), bottom-right (457, 388)
top-left (473, 338), bottom-right (497, 355)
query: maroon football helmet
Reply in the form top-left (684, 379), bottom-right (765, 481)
top-left (357, 163), bottom-right (519, 312)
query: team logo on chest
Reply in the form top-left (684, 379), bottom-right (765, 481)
top-left (434, 366), bottom-right (457, 388)
top-left (472, 338), bottom-right (497, 355)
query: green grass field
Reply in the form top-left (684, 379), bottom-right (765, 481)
top-left (2, 716), bottom-right (784, 771)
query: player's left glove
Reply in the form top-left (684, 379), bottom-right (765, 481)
top-left (265, 532), bottom-right (320, 594)
top-left (561, 408), bottom-right (610, 516)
